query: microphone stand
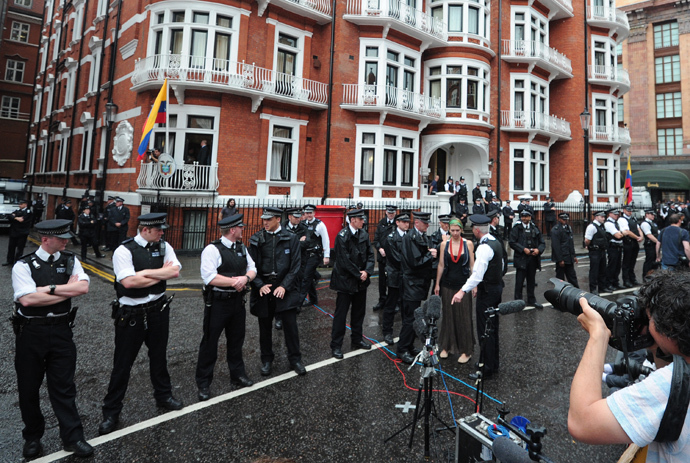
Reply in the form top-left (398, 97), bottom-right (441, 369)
top-left (473, 310), bottom-right (497, 415)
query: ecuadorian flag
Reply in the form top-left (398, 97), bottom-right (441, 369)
top-left (624, 153), bottom-right (633, 205)
top-left (137, 79), bottom-right (167, 160)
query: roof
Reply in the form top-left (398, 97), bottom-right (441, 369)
top-left (631, 170), bottom-right (690, 190)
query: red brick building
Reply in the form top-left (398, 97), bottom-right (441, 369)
top-left (0, 0), bottom-right (44, 180)
top-left (25, 0), bottom-right (630, 227)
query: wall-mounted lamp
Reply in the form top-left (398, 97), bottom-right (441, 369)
top-left (449, 145), bottom-right (455, 155)
top-left (104, 101), bottom-right (118, 129)
top-left (488, 158), bottom-right (494, 168)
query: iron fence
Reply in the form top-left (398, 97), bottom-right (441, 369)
top-left (142, 196), bottom-right (442, 255)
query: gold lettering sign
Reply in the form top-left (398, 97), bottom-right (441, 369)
top-left (647, 182), bottom-right (659, 188)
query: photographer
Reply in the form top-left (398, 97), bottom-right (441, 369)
top-left (569, 272), bottom-right (690, 461)
top-left (656, 214), bottom-right (690, 271)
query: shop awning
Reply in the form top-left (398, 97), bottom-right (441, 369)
top-left (632, 170), bottom-right (690, 190)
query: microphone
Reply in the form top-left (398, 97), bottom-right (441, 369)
top-left (492, 437), bottom-right (532, 463)
top-left (425, 295), bottom-right (442, 323)
top-left (485, 300), bottom-right (526, 316)
top-left (413, 307), bottom-right (427, 340)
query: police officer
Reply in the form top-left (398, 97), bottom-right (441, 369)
top-left (618, 204), bottom-right (643, 287)
top-left (300, 204), bottom-right (330, 307)
top-left (456, 176), bottom-right (468, 203)
top-left (11, 219), bottom-right (94, 458)
top-left (196, 214), bottom-right (257, 401)
top-left (472, 197), bottom-right (486, 215)
top-left (99, 213), bottom-right (183, 436)
top-left (32, 198), bottom-right (44, 225)
top-left (276, 207), bottom-right (308, 330)
top-left (77, 205), bottom-right (105, 260)
top-left (543, 197), bottom-right (557, 236)
top-left (106, 197), bottom-right (130, 249)
top-left (517, 195), bottom-right (535, 216)
top-left (484, 184), bottom-right (495, 205)
top-left (451, 214), bottom-right (505, 380)
top-left (472, 183), bottom-right (483, 204)
top-left (398, 211), bottom-right (437, 364)
top-left (330, 209), bottom-right (375, 359)
top-left (487, 195), bottom-right (501, 215)
top-left (4, 198), bottom-right (32, 266)
top-left (551, 212), bottom-right (579, 287)
top-left (509, 210), bottom-right (545, 309)
top-left (102, 196), bottom-right (116, 250)
top-left (456, 197), bottom-right (469, 228)
top-left (584, 210), bottom-right (609, 295)
top-left (381, 213), bottom-right (410, 346)
top-left (640, 209), bottom-right (660, 277)
top-left (372, 205), bottom-right (397, 311)
top-left (487, 210), bottom-right (508, 276)
top-left (248, 207), bottom-right (306, 377)
top-left (56, 199), bottom-right (80, 246)
top-left (502, 201), bottom-right (514, 241)
top-left (604, 208), bottom-right (624, 290)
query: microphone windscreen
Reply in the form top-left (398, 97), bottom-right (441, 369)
top-left (414, 306), bottom-right (425, 323)
top-left (492, 437), bottom-right (532, 463)
top-left (412, 318), bottom-right (427, 341)
top-left (498, 300), bottom-right (526, 315)
top-left (425, 295), bottom-right (442, 320)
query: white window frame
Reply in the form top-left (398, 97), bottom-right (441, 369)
top-left (510, 73), bottom-right (549, 115)
top-left (1, 96), bottom-right (21, 119)
top-left (593, 152), bottom-right (619, 202)
top-left (80, 118), bottom-right (94, 171)
top-left (10, 21), bottom-right (30, 43)
top-left (591, 36), bottom-right (617, 78)
top-left (263, 116), bottom-right (304, 183)
top-left (657, 128), bottom-right (683, 156)
top-left (57, 130), bottom-right (70, 172)
top-left (150, 104), bottom-right (221, 165)
top-left (5, 59), bottom-right (25, 83)
top-left (72, 0), bottom-right (85, 43)
top-left (656, 92), bottom-right (682, 119)
top-left (429, 0), bottom-right (490, 40)
top-left (87, 41), bottom-right (103, 95)
top-left (96, 0), bottom-right (108, 19)
top-left (360, 39), bottom-right (422, 94)
top-left (591, 93), bottom-right (617, 134)
top-left (424, 58), bottom-right (490, 118)
top-left (509, 143), bottom-right (549, 197)
top-left (45, 85), bottom-right (53, 116)
top-left (15, 0), bottom-right (33, 7)
top-left (269, 20), bottom-right (311, 80)
top-left (353, 124), bottom-right (419, 198)
top-left (511, 7), bottom-right (548, 46)
top-left (29, 142), bottom-right (37, 174)
top-left (39, 139), bottom-right (47, 173)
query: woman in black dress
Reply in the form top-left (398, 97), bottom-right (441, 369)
top-left (434, 218), bottom-right (475, 363)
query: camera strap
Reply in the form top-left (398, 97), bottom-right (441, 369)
top-left (654, 355), bottom-right (690, 443)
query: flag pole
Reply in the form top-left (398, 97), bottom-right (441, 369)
top-left (165, 78), bottom-right (170, 155)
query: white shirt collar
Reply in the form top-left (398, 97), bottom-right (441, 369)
top-left (220, 235), bottom-right (237, 248)
top-left (134, 233), bottom-right (154, 247)
top-left (349, 225), bottom-right (359, 235)
top-left (36, 246), bottom-right (59, 261)
top-left (397, 228), bottom-right (405, 236)
top-left (266, 225), bottom-right (282, 235)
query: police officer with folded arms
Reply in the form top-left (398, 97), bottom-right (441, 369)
top-left (398, 211), bottom-right (436, 365)
top-left (77, 204), bottom-right (105, 260)
top-left (381, 213), bottom-right (410, 346)
top-left (300, 204), bottom-right (330, 307)
top-left (330, 209), bottom-right (375, 359)
top-left (99, 213), bottom-right (183, 436)
top-left (196, 214), bottom-right (257, 402)
top-left (249, 207), bottom-right (306, 377)
top-left (640, 209), bottom-right (660, 277)
top-left (372, 205), bottom-right (397, 312)
top-left (452, 214), bottom-right (504, 380)
top-left (618, 205), bottom-right (643, 287)
top-left (584, 210), bottom-right (609, 295)
top-left (11, 219), bottom-right (93, 458)
top-left (604, 208), bottom-right (624, 290)
top-left (551, 212), bottom-right (579, 287)
top-left (509, 210), bottom-right (545, 309)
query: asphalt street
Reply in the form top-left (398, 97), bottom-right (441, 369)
top-left (0, 232), bottom-right (645, 463)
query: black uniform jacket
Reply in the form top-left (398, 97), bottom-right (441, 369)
top-left (9, 207), bottom-right (32, 237)
top-left (373, 217), bottom-right (395, 263)
top-left (78, 213), bottom-right (99, 238)
top-left (330, 226), bottom-right (375, 294)
top-left (107, 206), bottom-right (130, 232)
top-left (401, 227), bottom-right (434, 301)
top-left (551, 223), bottom-right (576, 264)
top-left (384, 229), bottom-right (405, 288)
top-left (248, 228), bottom-right (301, 316)
top-left (509, 222), bottom-right (546, 270)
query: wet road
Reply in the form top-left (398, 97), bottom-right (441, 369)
top-left (0, 234), bottom-right (642, 463)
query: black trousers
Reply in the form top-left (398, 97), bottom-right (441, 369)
top-left (381, 286), bottom-right (401, 336)
top-left (300, 253), bottom-right (321, 304)
top-left (15, 322), bottom-right (84, 445)
top-left (606, 245), bottom-right (623, 288)
top-left (397, 299), bottom-right (420, 355)
top-left (331, 289), bottom-right (367, 349)
top-left (79, 233), bottom-right (100, 260)
top-left (476, 282), bottom-right (503, 374)
top-left (6, 233), bottom-right (28, 264)
top-left (555, 263), bottom-right (579, 288)
top-left (643, 244), bottom-right (657, 278)
top-left (118, 226), bottom-right (128, 246)
top-left (622, 240), bottom-right (640, 283)
top-left (102, 304), bottom-right (173, 419)
top-left (514, 258), bottom-right (538, 304)
top-left (106, 230), bottom-right (119, 250)
top-left (377, 257), bottom-right (387, 305)
top-left (545, 220), bottom-right (556, 236)
top-left (196, 295), bottom-right (247, 389)
top-left (588, 248), bottom-right (607, 292)
top-left (503, 222), bottom-right (512, 241)
top-left (257, 298), bottom-right (301, 365)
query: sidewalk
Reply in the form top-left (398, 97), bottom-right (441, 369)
top-left (67, 232), bottom-right (590, 288)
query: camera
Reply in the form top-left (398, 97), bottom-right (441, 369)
top-left (544, 278), bottom-right (653, 352)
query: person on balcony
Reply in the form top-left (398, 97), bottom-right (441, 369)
top-left (197, 140), bottom-right (211, 166)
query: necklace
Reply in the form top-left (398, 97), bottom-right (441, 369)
top-left (449, 238), bottom-right (463, 263)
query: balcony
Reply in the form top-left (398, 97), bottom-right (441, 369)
top-left (131, 54), bottom-right (328, 112)
top-left (588, 65), bottom-right (630, 95)
top-left (501, 110), bottom-right (571, 145)
top-left (586, 6), bottom-right (629, 42)
top-left (344, 0), bottom-right (447, 49)
top-left (342, 84), bottom-right (441, 126)
top-left (502, 40), bottom-right (572, 80)
top-left (589, 125), bottom-right (631, 150)
top-left (256, 0), bottom-right (332, 23)
top-left (137, 162), bottom-right (220, 193)
top-left (535, 0), bottom-right (573, 20)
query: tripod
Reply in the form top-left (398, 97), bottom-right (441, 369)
top-left (385, 348), bottom-right (454, 459)
top-left (473, 311), bottom-right (497, 414)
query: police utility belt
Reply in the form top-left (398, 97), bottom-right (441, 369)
top-left (263, 273), bottom-right (278, 283)
top-left (610, 240), bottom-right (623, 247)
top-left (10, 307), bottom-right (78, 335)
top-left (111, 295), bottom-right (174, 329)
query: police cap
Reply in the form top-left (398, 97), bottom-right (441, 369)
top-left (35, 219), bottom-right (76, 239)
top-left (138, 212), bottom-right (168, 229)
top-left (347, 208), bottom-right (366, 219)
top-left (219, 213), bottom-right (245, 230)
top-left (558, 212), bottom-right (570, 220)
top-left (395, 213), bottom-right (410, 222)
top-left (469, 214), bottom-right (491, 225)
top-left (438, 214), bottom-right (452, 223)
top-left (303, 204), bottom-right (316, 213)
top-left (261, 207), bottom-right (283, 219)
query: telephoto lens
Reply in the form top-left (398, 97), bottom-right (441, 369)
top-left (544, 278), bottom-right (618, 318)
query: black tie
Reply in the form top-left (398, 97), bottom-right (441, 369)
top-left (48, 255), bottom-right (54, 264)
top-left (231, 243), bottom-right (236, 251)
